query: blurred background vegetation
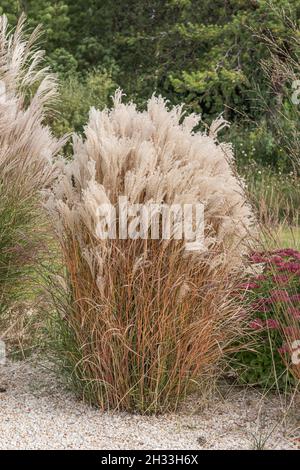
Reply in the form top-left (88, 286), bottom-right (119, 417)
top-left (1, 0), bottom-right (299, 224)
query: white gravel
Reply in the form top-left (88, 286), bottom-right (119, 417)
top-left (0, 358), bottom-right (299, 450)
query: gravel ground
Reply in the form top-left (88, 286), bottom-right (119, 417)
top-left (0, 358), bottom-right (299, 450)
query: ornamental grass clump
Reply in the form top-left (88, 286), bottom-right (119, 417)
top-left (0, 15), bottom-right (63, 325)
top-left (46, 91), bottom-right (254, 413)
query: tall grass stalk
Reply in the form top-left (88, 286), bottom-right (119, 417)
top-left (241, 163), bottom-right (300, 227)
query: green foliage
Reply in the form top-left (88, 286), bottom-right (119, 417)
top-left (0, 1), bottom-right (71, 63)
top-left (49, 69), bottom-right (116, 148)
top-left (1, 0), bottom-right (299, 169)
top-left (240, 163), bottom-right (300, 225)
top-left (0, 0), bottom-right (19, 24)
top-left (47, 48), bottom-right (78, 78)
top-left (229, 123), bottom-right (282, 169)
top-left (99, 0), bottom-right (299, 119)
top-left (0, 186), bottom-right (40, 316)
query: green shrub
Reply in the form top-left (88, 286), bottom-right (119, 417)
top-left (49, 69), bottom-right (116, 153)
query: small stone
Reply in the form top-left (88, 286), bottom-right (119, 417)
top-left (197, 436), bottom-right (207, 446)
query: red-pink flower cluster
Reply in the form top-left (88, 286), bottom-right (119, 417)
top-left (270, 289), bottom-right (290, 302)
top-left (245, 248), bottom-right (300, 346)
top-left (249, 317), bottom-right (279, 330)
top-left (287, 307), bottom-right (300, 319)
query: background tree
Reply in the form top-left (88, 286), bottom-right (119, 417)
top-left (0, 0), bottom-right (299, 170)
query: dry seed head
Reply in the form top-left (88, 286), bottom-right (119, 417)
top-left (48, 90), bottom-right (254, 271)
top-left (0, 14), bottom-right (65, 197)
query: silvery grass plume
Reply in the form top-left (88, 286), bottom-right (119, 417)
top-left (0, 14), bottom-right (64, 330)
top-left (46, 90), bottom-right (255, 413)
top-left (48, 90), bottom-right (254, 265)
top-left (0, 14), bottom-right (64, 195)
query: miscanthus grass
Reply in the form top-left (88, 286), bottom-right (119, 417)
top-left (46, 91), bottom-right (255, 413)
top-left (0, 14), bottom-right (64, 342)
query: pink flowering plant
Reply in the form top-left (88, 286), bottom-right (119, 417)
top-left (233, 248), bottom-right (300, 389)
